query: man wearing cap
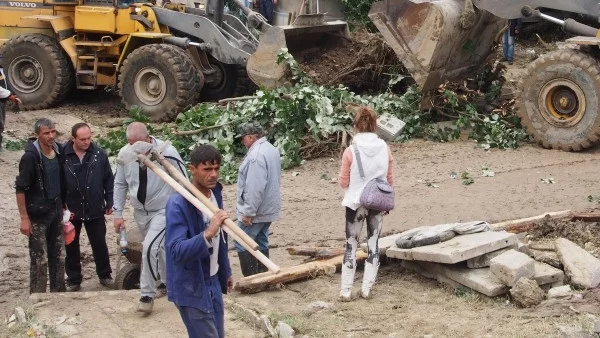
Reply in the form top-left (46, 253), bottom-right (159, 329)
top-left (0, 66), bottom-right (21, 150)
top-left (235, 122), bottom-right (281, 276)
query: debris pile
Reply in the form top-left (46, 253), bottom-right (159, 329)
top-left (377, 214), bottom-right (600, 308)
top-left (296, 30), bottom-right (405, 93)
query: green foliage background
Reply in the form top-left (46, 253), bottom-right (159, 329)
top-left (97, 50), bottom-right (529, 184)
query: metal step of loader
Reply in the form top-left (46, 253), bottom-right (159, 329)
top-left (76, 53), bottom-right (98, 90)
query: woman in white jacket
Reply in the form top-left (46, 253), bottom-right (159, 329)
top-left (338, 107), bottom-right (394, 301)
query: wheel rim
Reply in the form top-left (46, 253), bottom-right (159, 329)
top-left (205, 61), bottom-right (226, 91)
top-left (538, 79), bottom-right (586, 127)
top-left (134, 67), bottom-right (167, 106)
top-left (9, 56), bottom-right (44, 94)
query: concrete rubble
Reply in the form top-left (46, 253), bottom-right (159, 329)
top-left (547, 285), bottom-right (572, 299)
top-left (510, 277), bottom-right (545, 308)
top-left (490, 249), bottom-right (535, 286)
top-left (377, 220), bottom-right (600, 302)
top-left (555, 238), bottom-right (600, 289)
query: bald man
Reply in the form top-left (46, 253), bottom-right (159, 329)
top-left (113, 122), bottom-right (187, 314)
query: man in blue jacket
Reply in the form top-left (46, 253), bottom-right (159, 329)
top-left (165, 145), bottom-right (233, 338)
top-left (63, 123), bottom-right (114, 291)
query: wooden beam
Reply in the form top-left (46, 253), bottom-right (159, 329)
top-left (235, 251), bottom-right (368, 294)
top-left (490, 210), bottom-right (572, 233)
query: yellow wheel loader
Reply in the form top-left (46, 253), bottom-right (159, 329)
top-left (369, 0), bottom-right (600, 151)
top-left (0, 0), bottom-right (347, 121)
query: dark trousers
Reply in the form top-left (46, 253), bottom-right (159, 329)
top-left (29, 205), bottom-right (66, 293)
top-left (176, 276), bottom-right (224, 338)
top-left (259, 0), bottom-right (274, 24)
top-left (65, 217), bottom-right (112, 285)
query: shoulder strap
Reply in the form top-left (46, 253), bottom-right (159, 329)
top-left (352, 145), bottom-right (365, 178)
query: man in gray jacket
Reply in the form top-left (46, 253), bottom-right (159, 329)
top-left (235, 122), bottom-right (281, 276)
top-left (113, 122), bottom-right (187, 313)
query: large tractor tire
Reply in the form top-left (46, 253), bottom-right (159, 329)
top-left (200, 57), bottom-right (256, 101)
top-left (517, 49), bottom-right (600, 151)
top-left (118, 44), bottom-right (201, 122)
top-left (114, 262), bottom-right (141, 290)
top-left (0, 34), bottom-right (74, 110)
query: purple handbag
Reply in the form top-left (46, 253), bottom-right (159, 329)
top-left (353, 145), bottom-right (395, 211)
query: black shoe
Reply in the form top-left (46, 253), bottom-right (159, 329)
top-left (66, 284), bottom-right (81, 292)
top-left (100, 277), bottom-right (113, 287)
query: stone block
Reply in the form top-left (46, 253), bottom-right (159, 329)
top-left (490, 249), bottom-right (535, 286)
top-left (548, 285), bottom-right (572, 299)
top-left (555, 238), bottom-right (600, 289)
top-left (533, 261), bottom-right (564, 286)
top-left (466, 246), bottom-right (515, 268)
top-left (510, 277), bottom-right (545, 308)
top-left (386, 231), bottom-right (518, 264)
top-left (531, 249), bottom-right (562, 269)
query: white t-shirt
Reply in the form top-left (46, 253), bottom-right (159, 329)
top-left (203, 192), bottom-right (221, 277)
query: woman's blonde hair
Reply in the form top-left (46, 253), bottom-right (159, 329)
top-left (353, 106), bottom-right (378, 133)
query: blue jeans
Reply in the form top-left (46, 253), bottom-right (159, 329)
top-left (234, 221), bottom-right (271, 251)
top-left (502, 29), bottom-right (514, 62)
top-left (258, 0), bottom-right (274, 24)
top-left (176, 276), bottom-right (224, 338)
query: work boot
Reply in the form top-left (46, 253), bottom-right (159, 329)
top-left (339, 262), bottom-right (356, 301)
top-left (137, 296), bottom-right (154, 313)
top-left (66, 283), bottom-right (81, 292)
top-left (100, 277), bottom-right (114, 288)
top-left (238, 250), bottom-right (256, 277)
top-left (360, 261), bottom-right (380, 300)
top-left (256, 249), bottom-right (269, 274)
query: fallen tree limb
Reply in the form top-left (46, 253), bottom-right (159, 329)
top-left (490, 210), bottom-right (572, 233)
top-left (235, 251), bottom-right (368, 294)
top-left (571, 212), bottom-right (600, 222)
top-left (173, 123), bottom-right (229, 136)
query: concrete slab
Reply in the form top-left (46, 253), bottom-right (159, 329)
top-left (402, 260), bottom-right (509, 297)
top-left (442, 265), bottom-right (509, 297)
top-left (556, 238), bottom-right (600, 289)
top-left (386, 231), bottom-right (518, 264)
top-left (533, 261), bottom-right (564, 286)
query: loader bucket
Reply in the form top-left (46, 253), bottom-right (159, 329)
top-left (246, 20), bottom-right (349, 88)
top-left (368, 0), bottom-right (505, 92)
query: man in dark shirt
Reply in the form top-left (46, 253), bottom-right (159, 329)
top-left (15, 118), bottom-right (66, 293)
top-left (63, 123), bottom-right (115, 291)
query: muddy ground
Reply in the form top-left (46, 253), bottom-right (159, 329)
top-left (2, 32), bottom-right (600, 337)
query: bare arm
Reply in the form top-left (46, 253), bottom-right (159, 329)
top-left (16, 193), bottom-right (31, 236)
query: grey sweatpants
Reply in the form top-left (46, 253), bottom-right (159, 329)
top-left (0, 100), bottom-right (5, 147)
top-left (134, 209), bottom-right (167, 298)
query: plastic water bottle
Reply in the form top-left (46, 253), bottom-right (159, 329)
top-left (119, 229), bottom-right (128, 254)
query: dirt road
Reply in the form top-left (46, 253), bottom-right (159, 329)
top-left (1, 100), bottom-right (600, 337)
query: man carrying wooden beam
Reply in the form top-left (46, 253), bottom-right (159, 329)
top-left (165, 145), bottom-right (233, 338)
